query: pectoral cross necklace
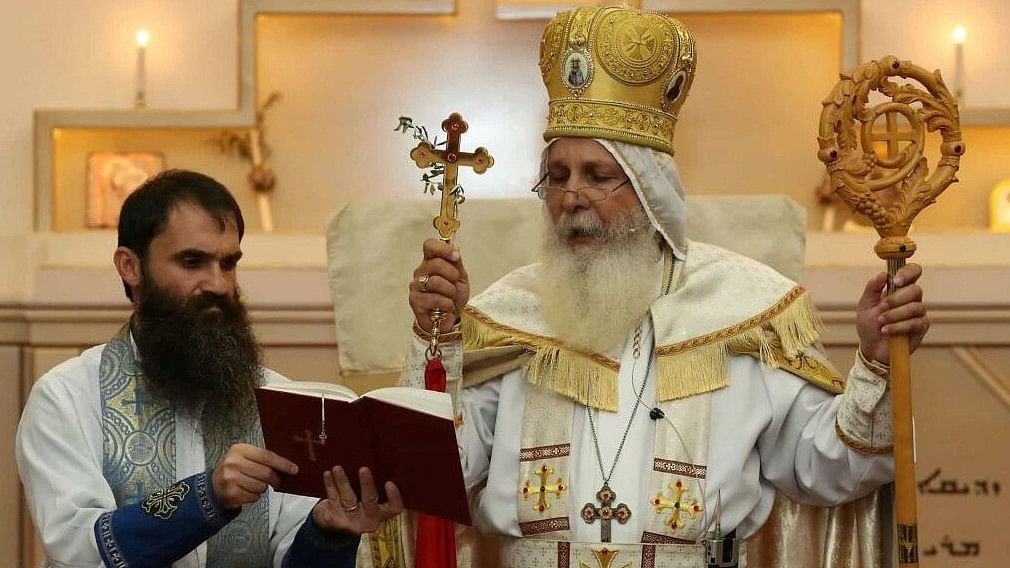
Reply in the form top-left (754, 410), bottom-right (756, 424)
top-left (581, 324), bottom-right (652, 543)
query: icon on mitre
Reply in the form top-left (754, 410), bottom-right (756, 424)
top-left (563, 51), bottom-right (591, 90)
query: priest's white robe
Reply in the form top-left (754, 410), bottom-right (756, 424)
top-left (16, 342), bottom-right (322, 568)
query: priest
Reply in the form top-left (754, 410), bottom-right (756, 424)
top-left (16, 170), bottom-right (402, 567)
top-left (402, 6), bottom-right (928, 567)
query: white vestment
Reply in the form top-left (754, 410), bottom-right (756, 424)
top-left (447, 323), bottom-right (892, 540)
top-left (398, 242), bottom-right (895, 566)
top-left (16, 342), bottom-right (320, 568)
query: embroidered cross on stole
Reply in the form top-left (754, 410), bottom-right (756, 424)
top-left (513, 366), bottom-right (713, 565)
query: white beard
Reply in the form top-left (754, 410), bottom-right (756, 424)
top-left (540, 207), bottom-right (663, 355)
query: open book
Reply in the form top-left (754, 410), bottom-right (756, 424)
top-left (255, 381), bottom-right (471, 525)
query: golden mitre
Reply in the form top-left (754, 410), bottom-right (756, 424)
top-left (540, 5), bottom-right (697, 155)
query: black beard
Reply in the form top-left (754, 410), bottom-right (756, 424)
top-left (133, 276), bottom-right (262, 440)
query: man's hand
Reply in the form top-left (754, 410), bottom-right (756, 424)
top-left (855, 263), bottom-right (929, 365)
top-left (312, 466), bottom-right (404, 534)
top-left (212, 443), bottom-right (299, 510)
top-left (409, 238), bottom-right (470, 332)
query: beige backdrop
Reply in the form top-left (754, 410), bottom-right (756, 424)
top-left (45, 8), bottom-right (1010, 238)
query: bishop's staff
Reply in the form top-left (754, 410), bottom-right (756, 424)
top-left (817, 55), bottom-right (965, 568)
top-left (398, 112), bottom-right (494, 568)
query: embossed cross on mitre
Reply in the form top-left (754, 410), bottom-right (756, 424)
top-left (409, 113), bottom-right (494, 241)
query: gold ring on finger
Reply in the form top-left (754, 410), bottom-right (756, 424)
top-left (342, 501), bottom-right (360, 513)
top-left (418, 274), bottom-right (430, 293)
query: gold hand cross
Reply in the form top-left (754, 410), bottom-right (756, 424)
top-left (409, 113), bottom-right (494, 241)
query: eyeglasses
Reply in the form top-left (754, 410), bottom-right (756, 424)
top-left (530, 173), bottom-right (632, 202)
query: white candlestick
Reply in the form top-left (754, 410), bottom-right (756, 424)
top-left (952, 25), bottom-right (966, 104)
top-left (135, 28), bottom-right (149, 109)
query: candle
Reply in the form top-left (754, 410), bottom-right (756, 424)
top-left (952, 25), bottom-right (966, 103)
top-left (135, 28), bottom-right (150, 109)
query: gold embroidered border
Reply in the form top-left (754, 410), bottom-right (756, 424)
top-left (733, 343), bottom-right (846, 394)
top-left (411, 321), bottom-right (462, 343)
top-left (520, 443), bottom-right (571, 462)
top-left (655, 286), bottom-right (808, 356)
top-left (857, 347), bottom-right (890, 378)
top-left (520, 517), bottom-right (571, 536)
top-left (367, 516), bottom-right (405, 568)
top-left (463, 306), bottom-right (619, 371)
top-left (835, 421), bottom-right (893, 456)
top-left (652, 458), bottom-right (706, 479)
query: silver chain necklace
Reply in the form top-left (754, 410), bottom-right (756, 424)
top-left (580, 325), bottom-right (651, 542)
top-left (580, 250), bottom-right (673, 543)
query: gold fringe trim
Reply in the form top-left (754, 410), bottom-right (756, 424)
top-left (524, 346), bottom-right (619, 411)
top-left (462, 306), bottom-right (618, 371)
top-left (462, 287), bottom-right (823, 409)
top-left (655, 343), bottom-right (729, 401)
top-left (654, 287), bottom-right (819, 357)
top-left (463, 306), bottom-right (621, 410)
top-left (652, 288), bottom-right (823, 401)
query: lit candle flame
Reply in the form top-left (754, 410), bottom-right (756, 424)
top-left (136, 28), bottom-right (150, 48)
top-left (952, 25), bottom-right (967, 45)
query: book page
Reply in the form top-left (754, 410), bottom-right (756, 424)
top-left (258, 380), bottom-right (358, 401)
top-left (361, 387), bottom-right (452, 420)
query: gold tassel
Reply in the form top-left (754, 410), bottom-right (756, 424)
top-left (655, 343), bottom-right (729, 401)
top-left (524, 346), bottom-right (619, 411)
top-left (462, 289), bottom-right (824, 406)
top-left (767, 292), bottom-right (822, 359)
top-left (463, 308), bottom-right (621, 410)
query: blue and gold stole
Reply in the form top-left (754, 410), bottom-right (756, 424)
top-left (100, 325), bottom-right (271, 567)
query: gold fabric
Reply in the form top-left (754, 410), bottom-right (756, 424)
top-left (540, 6), bottom-right (697, 155)
top-left (746, 486), bottom-right (894, 568)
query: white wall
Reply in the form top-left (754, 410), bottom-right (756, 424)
top-left (1, 0), bottom-right (1008, 303)
top-left (862, 0), bottom-right (1009, 108)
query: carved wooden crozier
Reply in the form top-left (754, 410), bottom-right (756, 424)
top-left (817, 55), bottom-right (965, 567)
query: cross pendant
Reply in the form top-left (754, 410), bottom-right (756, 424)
top-left (580, 484), bottom-right (632, 543)
top-left (409, 113), bottom-right (494, 241)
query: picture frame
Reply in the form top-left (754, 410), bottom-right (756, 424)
top-left (86, 151), bottom-right (165, 228)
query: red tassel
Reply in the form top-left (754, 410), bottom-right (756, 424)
top-left (424, 357), bottom-right (447, 392)
top-left (416, 356), bottom-right (456, 567)
top-left (415, 512), bottom-right (457, 568)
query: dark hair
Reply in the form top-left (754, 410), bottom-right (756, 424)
top-left (118, 169), bottom-right (245, 300)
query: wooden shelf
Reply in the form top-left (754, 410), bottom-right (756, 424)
top-left (962, 107), bottom-right (1010, 126)
top-left (31, 0), bottom-right (456, 231)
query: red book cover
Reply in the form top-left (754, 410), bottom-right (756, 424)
top-left (255, 384), bottom-right (471, 526)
